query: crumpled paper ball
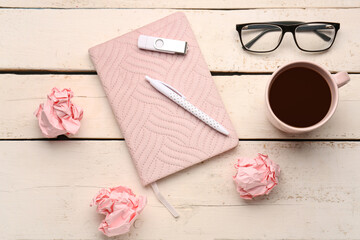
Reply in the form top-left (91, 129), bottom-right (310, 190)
top-left (233, 153), bottom-right (280, 199)
top-left (34, 87), bottom-right (83, 138)
top-left (91, 186), bottom-right (147, 237)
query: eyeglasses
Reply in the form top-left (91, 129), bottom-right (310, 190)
top-left (236, 21), bottom-right (340, 53)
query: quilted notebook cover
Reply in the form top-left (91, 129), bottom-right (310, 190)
top-left (89, 12), bottom-right (238, 186)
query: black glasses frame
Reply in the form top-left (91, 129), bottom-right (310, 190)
top-left (236, 21), bottom-right (340, 53)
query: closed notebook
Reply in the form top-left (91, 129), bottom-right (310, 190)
top-left (89, 12), bottom-right (238, 186)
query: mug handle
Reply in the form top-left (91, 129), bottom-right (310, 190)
top-left (333, 71), bottom-right (350, 88)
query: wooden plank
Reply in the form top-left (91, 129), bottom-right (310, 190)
top-left (1, 0), bottom-right (359, 9)
top-left (1, 141), bottom-right (359, 239)
top-left (1, 9), bottom-right (359, 72)
top-left (1, 74), bottom-right (358, 140)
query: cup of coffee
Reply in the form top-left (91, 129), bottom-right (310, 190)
top-left (265, 61), bottom-right (350, 134)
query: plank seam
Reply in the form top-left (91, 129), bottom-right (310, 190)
top-left (0, 138), bottom-right (359, 142)
top-left (0, 71), bottom-right (359, 75)
top-left (0, 7), bottom-right (359, 10)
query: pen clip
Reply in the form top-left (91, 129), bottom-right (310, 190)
top-left (145, 76), bottom-right (185, 99)
top-left (159, 81), bottom-right (186, 99)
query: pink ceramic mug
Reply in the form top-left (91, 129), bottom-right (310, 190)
top-left (265, 61), bottom-right (350, 134)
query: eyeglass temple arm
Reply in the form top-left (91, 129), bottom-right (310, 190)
top-left (266, 21), bottom-right (331, 41)
top-left (243, 22), bottom-right (331, 49)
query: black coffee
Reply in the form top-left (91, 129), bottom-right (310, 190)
top-left (269, 67), bottom-right (331, 128)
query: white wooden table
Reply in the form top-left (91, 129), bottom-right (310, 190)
top-left (1, 1), bottom-right (360, 239)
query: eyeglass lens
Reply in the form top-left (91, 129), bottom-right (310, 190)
top-left (241, 24), bottom-right (282, 52)
top-left (295, 23), bottom-right (336, 51)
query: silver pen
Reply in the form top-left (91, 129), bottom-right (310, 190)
top-left (145, 76), bottom-right (229, 136)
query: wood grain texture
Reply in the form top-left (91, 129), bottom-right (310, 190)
top-left (1, 74), bottom-right (358, 140)
top-left (0, 9), bottom-right (359, 72)
top-left (1, 141), bottom-right (359, 239)
top-left (1, 0), bottom-right (359, 9)
top-left (1, 3), bottom-right (360, 240)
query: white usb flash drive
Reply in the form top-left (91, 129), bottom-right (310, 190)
top-left (138, 35), bottom-right (188, 55)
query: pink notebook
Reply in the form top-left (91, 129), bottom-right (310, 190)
top-left (89, 12), bottom-right (238, 186)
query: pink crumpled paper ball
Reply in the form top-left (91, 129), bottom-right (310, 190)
top-left (91, 186), bottom-right (147, 237)
top-left (233, 153), bottom-right (280, 199)
top-left (34, 87), bottom-right (83, 138)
